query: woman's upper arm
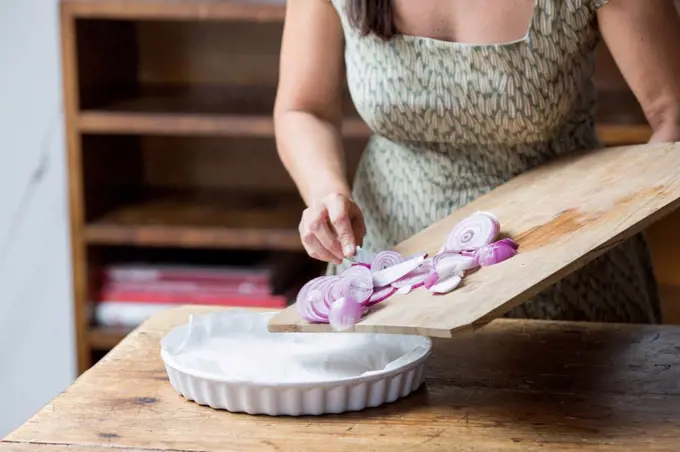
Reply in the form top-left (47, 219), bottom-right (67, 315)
top-left (274, 0), bottom-right (345, 126)
top-left (597, 0), bottom-right (680, 130)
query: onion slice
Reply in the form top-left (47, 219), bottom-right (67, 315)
top-left (354, 246), bottom-right (377, 266)
top-left (443, 212), bottom-right (500, 253)
top-left (396, 285), bottom-right (412, 295)
top-left (328, 297), bottom-right (365, 331)
top-left (476, 241), bottom-right (517, 267)
top-left (433, 252), bottom-right (478, 272)
top-left (425, 253), bottom-right (477, 289)
top-left (428, 274), bottom-right (463, 294)
top-left (391, 259), bottom-right (433, 289)
top-left (340, 265), bottom-right (374, 305)
top-left (366, 285), bottom-right (397, 306)
top-left (372, 255), bottom-right (426, 287)
top-left (296, 276), bottom-right (336, 322)
top-left (370, 250), bottom-right (406, 272)
top-left (497, 237), bottom-right (519, 250)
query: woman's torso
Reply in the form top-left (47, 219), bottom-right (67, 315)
top-left (331, 0), bottom-right (606, 250)
top-left (326, 0), bottom-right (660, 324)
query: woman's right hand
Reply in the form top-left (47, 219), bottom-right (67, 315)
top-left (299, 193), bottom-right (366, 264)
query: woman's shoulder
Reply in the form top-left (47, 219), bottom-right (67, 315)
top-left (534, 0), bottom-right (608, 40)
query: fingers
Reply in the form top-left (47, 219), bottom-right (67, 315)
top-left (351, 207), bottom-right (366, 248)
top-left (300, 230), bottom-right (340, 264)
top-left (326, 194), bottom-right (356, 257)
top-left (300, 207), bottom-right (343, 264)
top-left (310, 211), bottom-right (344, 261)
top-left (299, 193), bottom-right (367, 264)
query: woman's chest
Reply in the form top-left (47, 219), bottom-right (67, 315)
top-left (342, 3), bottom-right (601, 145)
top-left (393, 0), bottom-right (535, 46)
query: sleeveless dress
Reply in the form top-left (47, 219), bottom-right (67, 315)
top-left (328, 0), bottom-right (660, 323)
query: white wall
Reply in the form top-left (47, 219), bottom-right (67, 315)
top-left (0, 0), bottom-right (76, 437)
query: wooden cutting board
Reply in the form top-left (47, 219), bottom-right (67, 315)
top-left (268, 142), bottom-right (680, 337)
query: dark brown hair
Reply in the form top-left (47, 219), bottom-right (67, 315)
top-left (347, 0), bottom-right (396, 40)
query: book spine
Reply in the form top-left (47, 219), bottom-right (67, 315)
top-left (95, 290), bottom-right (288, 308)
top-left (100, 281), bottom-right (271, 297)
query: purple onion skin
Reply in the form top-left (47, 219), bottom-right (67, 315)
top-left (477, 242), bottom-right (517, 267)
top-left (497, 237), bottom-right (519, 250)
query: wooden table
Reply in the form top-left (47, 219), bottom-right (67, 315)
top-left (3, 306), bottom-right (680, 452)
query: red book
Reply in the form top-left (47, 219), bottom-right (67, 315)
top-left (102, 265), bottom-right (272, 286)
top-left (95, 289), bottom-right (288, 309)
top-left (100, 280), bottom-right (272, 297)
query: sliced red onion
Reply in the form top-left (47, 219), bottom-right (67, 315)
top-left (341, 264), bottom-right (373, 283)
top-left (313, 278), bottom-right (337, 314)
top-left (340, 265), bottom-right (375, 305)
top-left (395, 285), bottom-right (412, 295)
top-left (433, 252), bottom-right (478, 272)
top-left (476, 241), bottom-right (517, 267)
top-left (297, 214), bottom-right (518, 324)
top-left (475, 210), bottom-right (498, 222)
top-left (370, 250), bottom-right (407, 272)
top-left (391, 259), bottom-right (433, 289)
top-left (428, 274), bottom-right (463, 294)
top-left (443, 212), bottom-right (499, 253)
top-left (460, 238), bottom-right (516, 257)
top-left (497, 237), bottom-right (519, 250)
top-left (297, 291), bottom-right (326, 322)
top-left (322, 276), bottom-right (345, 306)
top-left (308, 290), bottom-right (331, 319)
top-left (366, 285), bottom-right (397, 306)
top-left (296, 276), bottom-right (330, 306)
top-left (354, 246), bottom-right (377, 265)
top-left (296, 276), bottom-right (335, 322)
top-left (372, 255), bottom-right (426, 287)
top-left (423, 271), bottom-right (439, 290)
top-left (328, 297), bottom-right (365, 331)
top-left (424, 252), bottom-right (478, 288)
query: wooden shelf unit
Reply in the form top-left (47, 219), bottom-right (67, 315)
top-left (60, 0), bottom-right (354, 373)
top-left (61, 0), bottom-right (676, 374)
top-left (84, 189), bottom-right (306, 250)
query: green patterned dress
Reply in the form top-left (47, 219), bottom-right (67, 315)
top-left (328, 0), bottom-right (660, 322)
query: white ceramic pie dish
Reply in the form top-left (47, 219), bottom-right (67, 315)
top-left (160, 310), bottom-right (432, 416)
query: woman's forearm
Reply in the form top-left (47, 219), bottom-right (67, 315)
top-left (275, 110), bottom-right (351, 206)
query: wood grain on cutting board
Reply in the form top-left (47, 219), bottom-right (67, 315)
top-left (268, 142), bottom-right (680, 337)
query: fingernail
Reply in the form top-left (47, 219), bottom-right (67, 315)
top-left (343, 245), bottom-right (354, 256)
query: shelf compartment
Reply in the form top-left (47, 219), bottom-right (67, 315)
top-left (84, 190), bottom-right (305, 250)
top-left (64, 0), bottom-right (286, 21)
top-left (78, 84), bottom-right (369, 137)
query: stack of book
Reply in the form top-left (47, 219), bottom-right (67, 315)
top-left (92, 256), bottom-right (306, 328)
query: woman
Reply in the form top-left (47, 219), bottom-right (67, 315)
top-left (274, 0), bottom-right (680, 322)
